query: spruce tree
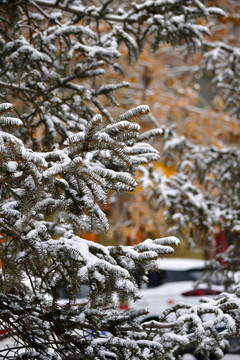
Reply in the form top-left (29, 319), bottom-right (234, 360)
top-left (0, 1), bottom-right (240, 359)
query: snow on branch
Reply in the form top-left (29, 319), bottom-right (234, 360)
top-left (42, 233), bottom-right (180, 305)
top-left (117, 105), bottom-right (150, 122)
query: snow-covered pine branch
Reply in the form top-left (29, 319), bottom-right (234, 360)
top-left (139, 126), bottom-right (240, 291)
top-left (0, 105), bottom-right (160, 239)
top-left (143, 289), bottom-right (240, 359)
top-left (0, 0), bottom-right (223, 148)
top-left (201, 41), bottom-right (240, 118)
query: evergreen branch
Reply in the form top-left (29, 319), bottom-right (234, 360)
top-left (142, 320), bottom-right (175, 329)
top-left (0, 81), bottom-right (36, 94)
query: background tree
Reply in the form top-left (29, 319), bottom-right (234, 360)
top-left (100, 0), bottom-right (240, 250)
top-left (0, 1), bottom-right (240, 359)
top-left (137, 0), bottom-right (240, 289)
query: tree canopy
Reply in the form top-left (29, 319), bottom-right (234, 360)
top-left (0, 1), bottom-right (240, 359)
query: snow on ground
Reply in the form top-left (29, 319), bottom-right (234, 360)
top-left (0, 337), bottom-right (18, 357)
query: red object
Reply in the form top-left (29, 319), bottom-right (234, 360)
top-left (0, 328), bottom-right (10, 337)
top-left (215, 231), bottom-right (228, 254)
top-left (119, 303), bottom-right (129, 310)
top-left (167, 299), bottom-right (174, 304)
top-left (182, 289), bottom-right (221, 297)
